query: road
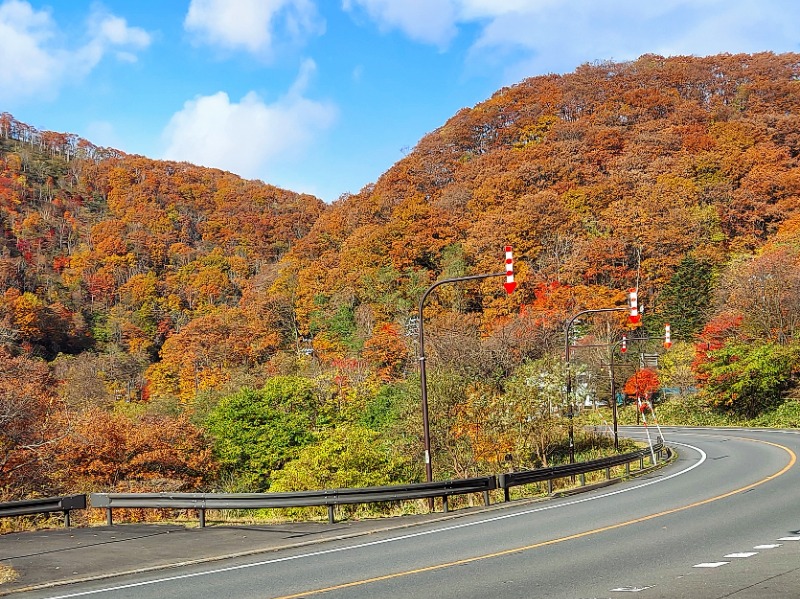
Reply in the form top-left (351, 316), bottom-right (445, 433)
top-left (13, 427), bottom-right (800, 599)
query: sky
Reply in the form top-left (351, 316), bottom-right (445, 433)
top-left (2, 1), bottom-right (800, 203)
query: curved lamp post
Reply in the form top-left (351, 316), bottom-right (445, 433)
top-left (564, 307), bottom-right (628, 463)
top-left (418, 271), bottom-right (507, 482)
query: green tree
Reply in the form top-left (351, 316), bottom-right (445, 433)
top-left (269, 424), bottom-right (409, 492)
top-left (502, 355), bottom-right (568, 468)
top-left (657, 340), bottom-right (698, 396)
top-left (204, 378), bottom-right (319, 491)
top-left (699, 341), bottom-right (800, 418)
top-left (659, 256), bottom-right (714, 340)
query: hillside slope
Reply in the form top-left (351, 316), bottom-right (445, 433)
top-left (286, 52), bottom-right (800, 344)
top-left (2, 51), bottom-right (800, 402)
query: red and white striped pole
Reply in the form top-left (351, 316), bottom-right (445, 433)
top-left (504, 246), bottom-right (516, 294)
top-left (664, 323), bottom-right (672, 349)
top-left (628, 288), bottom-right (641, 325)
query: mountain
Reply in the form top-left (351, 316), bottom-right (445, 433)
top-left (286, 51), bottom-right (800, 342)
top-left (1, 114), bottom-right (326, 370)
top-left (4, 51), bottom-right (800, 503)
top-left (1, 51), bottom-right (799, 400)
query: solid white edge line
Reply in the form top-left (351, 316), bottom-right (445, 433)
top-left (38, 441), bottom-right (711, 599)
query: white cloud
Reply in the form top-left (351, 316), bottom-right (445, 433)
top-left (161, 59), bottom-right (337, 181)
top-left (0, 0), bottom-right (64, 101)
top-left (184, 0), bottom-right (324, 57)
top-left (0, 0), bottom-right (151, 104)
top-left (342, 0), bottom-right (800, 82)
top-left (343, 0), bottom-right (459, 47)
top-left (468, 0), bottom-right (800, 82)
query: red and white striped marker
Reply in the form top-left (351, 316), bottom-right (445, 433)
top-left (664, 323), bottom-right (672, 349)
top-left (621, 334), bottom-right (627, 353)
top-left (504, 246), bottom-right (516, 294)
top-left (628, 288), bottom-right (641, 324)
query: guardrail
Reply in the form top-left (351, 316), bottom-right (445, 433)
top-left (0, 494), bottom-right (87, 527)
top-left (91, 475), bottom-right (497, 526)
top-left (497, 442), bottom-right (667, 501)
top-left (1, 442), bottom-right (672, 529)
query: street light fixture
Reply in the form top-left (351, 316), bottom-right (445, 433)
top-left (418, 269), bottom-right (511, 482)
top-left (564, 305), bottom-right (634, 462)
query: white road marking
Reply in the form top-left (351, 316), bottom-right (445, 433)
top-left (693, 562), bottom-right (729, 568)
top-left (611, 585), bottom-right (654, 592)
top-left (753, 544), bottom-right (782, 549)
top-left (33, 442), bottom-right (711, 599)
top-left (723, 552), bottom-right (758, 558)
top-left (778, 536), bottom-right (800, 541)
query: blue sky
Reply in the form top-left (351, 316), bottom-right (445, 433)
top-left (2, 1), bottom-right (800, 203)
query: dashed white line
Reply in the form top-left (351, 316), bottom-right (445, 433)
top-left (778, 536), bottom-right (800, 541)
top-left (723, 552), bottom-right (758, 558)
top-left (754, 544), bottom-right (782, 549)
top-left (693, 562), bottom-right (729, 568)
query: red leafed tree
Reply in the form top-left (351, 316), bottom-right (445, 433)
top-left (0, 348), bottom-right (66, 499)
top-left (691, 312), bottom-right (744, 384)
top-left (623, 368), bottom-right (660, 399)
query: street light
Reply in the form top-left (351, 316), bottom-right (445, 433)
top-left (418, 271), bottom-right (509, 482)
top-left (564, 306), bottom-right (633, 462)
top-left (608, 333), bottom-right (645, 450)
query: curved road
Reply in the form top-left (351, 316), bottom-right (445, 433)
top-left (19, 427), bottom-right (800, 599)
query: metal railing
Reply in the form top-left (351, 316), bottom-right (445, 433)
top-left (0, 494), bottom-right (86, 527)
top-left (497, 442), bottom-right (667, 501)
top-left (0, 443), bottom-right (671, 528)
top-left (91, 475), bottom-right (497, 526)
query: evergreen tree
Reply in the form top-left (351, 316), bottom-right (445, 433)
top-left (659, 256), bottom-right (714, 340)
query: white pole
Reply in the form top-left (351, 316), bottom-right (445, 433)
top-left (638, 397), bottom-right (657, 464)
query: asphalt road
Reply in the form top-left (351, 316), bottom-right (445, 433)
top-left (8, 427), bottom-right (800, 599)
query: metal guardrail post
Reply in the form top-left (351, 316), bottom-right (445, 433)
top-left (327, 505), bottom-right (335, 524)
top-left (499, 474), bottom-right (510, 502)
top-left (199, 508), bottom-right (206, 528)
top-left (106, 507), bottom-right (113, 526)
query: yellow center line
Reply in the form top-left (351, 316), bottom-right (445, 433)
top-left (271, 438), bottom-right (796, 599)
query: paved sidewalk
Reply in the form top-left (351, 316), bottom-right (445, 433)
top-left (0, 511), bottom-right (471, 596)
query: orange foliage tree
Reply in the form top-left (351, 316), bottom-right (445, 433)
top-left (0, 349), bottom-right (66, 499)
top-left (50, 408), bottom-right (217, 494)
top-left (623, 368), bottom-right (660, 399)
top-left (362, 323), bottom-right (410, 381)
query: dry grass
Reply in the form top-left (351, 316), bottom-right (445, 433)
top-left (0, 564), bottom-right (18, 585)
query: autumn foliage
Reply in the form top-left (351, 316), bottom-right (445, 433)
top-left (4, 52), bottom-right (800, 510)
top-left (623, 369), bottom-right (660, 400)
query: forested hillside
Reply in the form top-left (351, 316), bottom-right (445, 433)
top-left (4, 52), bottom-right (800, 511)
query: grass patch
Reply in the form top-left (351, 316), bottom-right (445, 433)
top-left (0, 564), bottom-right (18, 585)
top-left (578, 395), bottom-right (800, 429)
